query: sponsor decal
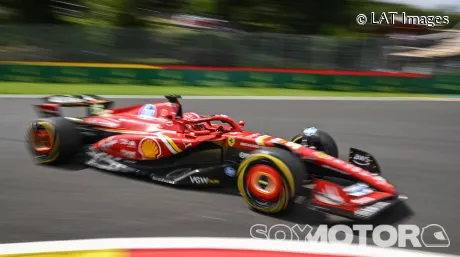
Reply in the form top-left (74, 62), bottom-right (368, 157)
top-left (270, 138), bottom-right (288, 144)
top-left (246, 133), bottom-right (262, 138)
top-left (303, 127), bottom-right (318, 136)
top-left (184, 142), bottom-right (192, 149)
top-left (139, 137), bottom-right (161, 159)
top-left (344, 163), bottom-right (354, 169)
top-left (332, 158), bottom-right (347, 165)
top-left (285, 141), bottom-right (302, 150)
top-left (343, 183), bottom-right (373, 197)
top-left (165, 121), bottom-right (173, 126)
top-left (352, 166), bottom-right (362, 173)
top-left (80, 95), bottom-right (96, 101)
top-left (227, 137), bottom-right (236, 147)
top-left (85, 151), bottom-right (137, 173)
top-left (48, 95), bottom-right (84, 104)
top-left (321, 165), bottom-right (349, 175)
top-left (146, 124), bottom-right (162, 132)
top-left (352, 167), bottom-right (372, 177)
top-left (160, 109), bottom-right (168, 117)
top-left (240, 142), bottom-right (260, 148)
top-left (119, 139), bottom-right (136, 148)
top-left (100, 139), bottom-right (118, 151)
top-left (314, 185), bottom-right (345, 205)
top-left (373, 175), bottom-right (387, 182)
top-left (138, 104), bottom-right (157, 119)
top-left (341, 165), bottom-right (373, 178)
top-left (190, 176), bottom-right (220, 184)
top-left (351, 196), bottom-right (376, 205)
top-left (183, 112), bottom-right (199, 119)
top-left (224, 167), bottom-right (236, 177)
top-left (239, 152), bottom-right (251, 159)
top-left (354, 201), bottom-right (391, 218)
top-left (150, 173), bottom-right (174, 184)
top-left (165, 102), bottom-right (178, 108)
top-left (313, 151), bottom-right (331, 159)
top-left (123, 160), bottom-right (137, 164)
top-left (120, 149), bottom-right (136, 159)
top-left (352, 153), bottom-right (371, 166)
top-left (89, 104), bottom-right (105, 116)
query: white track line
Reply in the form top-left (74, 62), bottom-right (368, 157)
top-left (0, 237), bottom-right (457, 257)
top-left (0, 95), bottom-right (459, 101)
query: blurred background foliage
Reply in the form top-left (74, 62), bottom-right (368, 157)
top-left (1, 0), bottom-right (459, 73)
top-left (1, 0), bottom-right (459, 34)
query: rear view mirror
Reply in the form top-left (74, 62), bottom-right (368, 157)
top-left (238, 120), bottom-right (245, 127)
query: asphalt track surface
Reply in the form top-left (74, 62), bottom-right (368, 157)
top-left (0, 98), bottom-right (459, 255)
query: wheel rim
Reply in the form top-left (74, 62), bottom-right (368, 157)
top-left (246, 164), bottom-right (283, 201)
top-left (30, 128), bottom-right (53, 155)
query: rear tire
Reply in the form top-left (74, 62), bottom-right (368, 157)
top-left (291, 129), bottom-right (339, 157)
top-left (236, 148), bottom-right (305, 215)
top-left (26, 117), bottom-right (81, 165)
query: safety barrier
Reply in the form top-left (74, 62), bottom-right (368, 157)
top-left (0, 238), bottom-right (457, 257)
top-left (0, 62), bottom-right (459, 94)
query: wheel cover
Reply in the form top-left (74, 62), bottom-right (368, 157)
top-left (246, 164), bottom-right (283, 202)
top-left (30, 129), bottom-right (53, 155)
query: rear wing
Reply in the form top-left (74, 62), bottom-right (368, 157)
top-left (34, 94), bottom-right (114, 118)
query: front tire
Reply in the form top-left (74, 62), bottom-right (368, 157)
top-left (236, 148), bottom-right (305, 215)
top-left (291, 129), bottom-right (339, 158)
top-left (26, 117), bottom-right (81, 164)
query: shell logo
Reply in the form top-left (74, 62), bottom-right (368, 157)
top-left (139, 137), bottom-right (161, 159)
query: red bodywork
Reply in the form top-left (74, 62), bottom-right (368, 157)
top-left (32, 95), bottom-right (404, 218)
top-left (79, 101), bottom-right (396, 206)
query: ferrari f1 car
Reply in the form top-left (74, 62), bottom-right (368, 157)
top-left (26, 94), bottom-right (408, 220)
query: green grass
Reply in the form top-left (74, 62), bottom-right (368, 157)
top-left (0, 82), bottom-right (438, 97)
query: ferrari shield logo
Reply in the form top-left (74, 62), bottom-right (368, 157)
top-left (227, 137), bottom-right (236, 147)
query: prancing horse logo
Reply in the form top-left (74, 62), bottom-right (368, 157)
top-left (227, 137), bottom-right (236, 147)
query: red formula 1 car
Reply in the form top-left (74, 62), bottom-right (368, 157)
top-left (26, 94), bottom-right (408, 220)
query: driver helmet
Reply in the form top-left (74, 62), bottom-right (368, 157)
top-left (183, 112), bottom-right (206, 130)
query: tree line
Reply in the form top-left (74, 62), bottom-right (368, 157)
top-left (1, 0), bottom-right (460, 35)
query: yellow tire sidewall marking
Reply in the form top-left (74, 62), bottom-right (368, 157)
top-left (292, 135), bottom-right (303, 143)
top-left (237, 153), bottom-right (295, 213)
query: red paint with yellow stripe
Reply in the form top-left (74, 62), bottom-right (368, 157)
top-left (1, 249), bottom-right (358, 257)
top-left (2, 250), bottom-right (126, 257)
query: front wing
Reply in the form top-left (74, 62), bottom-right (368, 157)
top-left (308, 178), bottom-right (408, 220)
top-left (309, 196), bottom-right (406, 220)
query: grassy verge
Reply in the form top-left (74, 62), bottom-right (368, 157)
top-left (0, 82), bottom-right (437, 97)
